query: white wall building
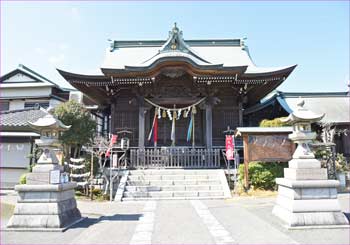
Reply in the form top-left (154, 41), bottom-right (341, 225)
top-left (0, 64), bottom-right (71, 189)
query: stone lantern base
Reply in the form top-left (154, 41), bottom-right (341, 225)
top-left (6, 182), bottom-right (83, 231)
top-left (273, 158), bottom-right (349, 227)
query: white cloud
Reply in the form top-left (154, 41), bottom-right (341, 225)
top-left (48, 54), bottom-right (65, 64)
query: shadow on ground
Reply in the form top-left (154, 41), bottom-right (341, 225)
top-left (69, 213), bottom-right (142, 229)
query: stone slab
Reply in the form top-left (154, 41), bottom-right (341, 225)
top-left (276, 178), bottom-right (340, 188)
top-left (198, 191), bottom-right (224, 197)
top-left (26, 173), bottom-right (50, 185)
top-left (114, 170), bottom-right (129, 202)
top-left (17, 189), bottom-right (75, 203)
top-left (3, 217), bottom-right (86, 232)
top-left (13, 198), bottom-right (77, 215)
top-left (273, 204), bottom-right (349, 227)
top-left (284, 168), bottom-right (327, 180)
top-left (7, 207), bottom-right (82, 228)
top-left (7, 208), bottom-right (81, 228)
top-left (32, 164), bottom-right (63, 173)
top-left (288, 158), bottom-right (321, 169)
top-left (275, 195), bottom-right (342, 212)
top-left (15, 182), bottom-right (77, 192)
top-left (277, 185), bottom-right (338, 200)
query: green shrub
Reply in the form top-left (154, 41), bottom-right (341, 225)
top-left (238, 161), bottom-right (287, 190)
top-left (19, 174), bottom-right (27, 184)
top-left (335, 153), bottom-right (349, 173)
top-left (259, 117), bottom-right (290, 127)
top-left (91, 188), bottom-right (103, 197)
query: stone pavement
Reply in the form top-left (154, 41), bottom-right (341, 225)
top-left (1, 191), bottom-right (349, 244)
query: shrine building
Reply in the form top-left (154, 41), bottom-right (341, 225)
top-left (58, 24), bottom-right (296, 168)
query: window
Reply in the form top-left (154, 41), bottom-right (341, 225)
top-left (0, 101), bottom-right (9, 111)
top-left (24, 101), bottom-right (50, 109)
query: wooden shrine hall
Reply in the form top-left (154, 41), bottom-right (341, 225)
top-left (58, 23), bottom-right (296, 168)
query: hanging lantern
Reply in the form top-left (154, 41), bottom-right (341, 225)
top-left (162, 109), bottom-right (167, 118)
top-left (173, 111), bottom-right (177, 120)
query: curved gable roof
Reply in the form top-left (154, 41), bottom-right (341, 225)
top-left (102, 24), bottom-right (295, 75)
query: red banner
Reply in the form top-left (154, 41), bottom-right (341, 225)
top-left (225, 135), bottom-right (235, 160)
top-left (106, 134), bottom-right (118, 157)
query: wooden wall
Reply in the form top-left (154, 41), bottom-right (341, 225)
top-left (110, 76), bottom-right (242, 148)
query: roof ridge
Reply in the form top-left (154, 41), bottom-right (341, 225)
top-left (280, 91), bottom-right (349, 97)
top-left (111, 39), bottom-right (243, 50)
top-left (0, 106), bottom-right (42, 115)
top-left (18, 64), bottom-right (57, 87)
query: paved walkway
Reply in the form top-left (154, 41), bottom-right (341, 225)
top-left (1, 192), bottom-right (349, 244)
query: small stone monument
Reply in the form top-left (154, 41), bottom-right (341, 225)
top-left (7, 113), bottom-right (83, 231)
top-left (272, 99), bottom-right (349, 227)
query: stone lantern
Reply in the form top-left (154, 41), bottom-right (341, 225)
top-left (27, 114), bottom-right (71, 178)
top-left (6, 113), bottom-right (83, 231)
top-left (272, 99), bottom-right (349, 227)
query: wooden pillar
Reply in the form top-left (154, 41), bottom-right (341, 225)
top-left (205, 102), bottom-right (213, 149)
top-left (238, 101), bottom-right (243, 127)
top-left (110, 102), bottom-right (115, 134)
top-left (101, 115), bottom-right (105, 137)
top-left (243, 134), bottom-right (250, 189)
top-left (138, 97), bottom-right (145, 148)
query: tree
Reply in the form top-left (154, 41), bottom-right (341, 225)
top-left (53, 100), bottom-right (97, 158)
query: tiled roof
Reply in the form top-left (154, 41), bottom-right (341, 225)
top-left (244, 91), bottom-right (350, 124)
top-left (102, 24), bottom-right (296, 74)
top-left (0, 107), bottom-right (49, 129)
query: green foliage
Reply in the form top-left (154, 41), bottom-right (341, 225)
top-left (259, 117), bottom-right (291, 127)
top-left (335, 153), bottom-right (349, 173)
top-left (238, 161), bottom-right (288, 190)
top-left (314, 149), bottom-right (331, 160)
top-left (53, 100), bottom-right (97, 147)
top-left (314, 149), bottom-right (331, 168)
top-left (27, 164), bottom-right (35, 173)
top-left (19, 174), bottom-right (27, 184)
top-left (91, 188), bottom-right (110, 201)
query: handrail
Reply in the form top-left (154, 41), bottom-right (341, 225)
top-left (130, 147), bottom-right (221, 168)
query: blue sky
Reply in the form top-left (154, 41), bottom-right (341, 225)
top-left (1, 1), bottom-right (349, 92)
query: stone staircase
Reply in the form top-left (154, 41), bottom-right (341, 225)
top-left (120, 169), bottom-right (231, 201)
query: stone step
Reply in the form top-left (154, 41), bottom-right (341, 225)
top-left (129, 169), bottom-right (221, 175)
top-left (122, 196), bottom-right (226, 201)
top-left (123, 190), bottom-right (225, 198)
top-left (125, 185), bottom-right (223, 192)
top-left (126, 179), bottom-right (222, 186)
top-left (127, 174), bottom-right (219, 181)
